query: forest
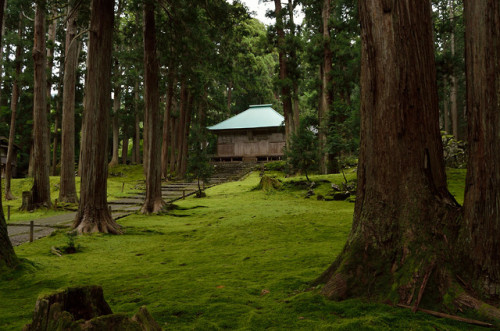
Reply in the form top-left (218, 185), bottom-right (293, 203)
top-left (1, 0), bottom-right (500, 329)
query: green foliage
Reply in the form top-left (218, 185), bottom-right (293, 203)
top-left (263, 160), bottom-right (287, 172)
top-left (187, 126), bottom-right (213, 195)
top-left (442, 133), bottom-right (466, 169)
top-left (284, 118), bottom-right (319, 181)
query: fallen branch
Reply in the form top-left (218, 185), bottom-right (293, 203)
top-left (397, 304), bottom-right (494, 328)
top-left (51, 247), bottom-right (62, 257)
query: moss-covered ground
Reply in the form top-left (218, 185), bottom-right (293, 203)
top-left (1, 165), bottom-right (145, 223)
top-left (1, 167), bottom-right (481, 330)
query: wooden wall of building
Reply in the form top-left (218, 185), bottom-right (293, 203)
top-left (215, 128), bottom-right (285, 160)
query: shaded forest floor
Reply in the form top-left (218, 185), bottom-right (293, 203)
top-left (1, 167), bottom-right (483, 330)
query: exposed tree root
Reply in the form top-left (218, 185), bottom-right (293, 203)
top-left (141, 198), bottom-right (166, 214)
top-left (73, 208), bottom-right (122, 234)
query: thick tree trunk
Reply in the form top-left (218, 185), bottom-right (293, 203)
top-left (5, 15), bottom-right (23, 200)
top-left (109, 85), bottom-right (120, 167)
top-left (0, 0), bottom-right (18, 270)
top-left (317, 0), bottom-right (460, 305)
top-left (274, 0), bottom-right (293, 143)
top-left (31, 0), bottom-right (51, 209)
top-left (319, 0), bottom-right (333, 174)
top-left (59, 2), bottom-right (79, 204)
top-left (74, 0), bottom-right (120, 234)
top-left (462, 0), bottom-right (500, 301)
top-left (141, 0), bottom-right (165, 214)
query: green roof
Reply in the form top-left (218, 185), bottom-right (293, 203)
top-left (208, 104), bottom-right (284, 131)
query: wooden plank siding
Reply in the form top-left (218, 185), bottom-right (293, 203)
top-left (214, 128), bottom-right (285, 159)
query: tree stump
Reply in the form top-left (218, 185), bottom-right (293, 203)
top-left (19, 191), bottom-right (34, 212)
top-left (23, 285), bottom-right (162, 331)
top-left (256, 175), bottom-right (281, 191)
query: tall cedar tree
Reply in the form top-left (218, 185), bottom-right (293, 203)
top-left (5, 14), bottom-right (23, 200)
top-left (141, 0), bottom-right (165, 213)
top-left (317, 0), bottom-right (461, 305)
top-left (74, 0), bottom-right (121, 233)
top-left (462, 0), bottom-right (500, 301)
top-left (318, 0), bottom-right (333, 174)
top-left (59, 2), bottom-right (79, 203)
top-left (274, 0), bottom-right (294, 142)
top-left (31, 0), bottom-right (51, 209)
top-left (0, 0), bottom-right (18, 269)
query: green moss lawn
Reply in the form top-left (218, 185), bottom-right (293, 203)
top-left (0, 167), bottom-right (480, 330)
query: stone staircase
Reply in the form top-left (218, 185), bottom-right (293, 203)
top-left (209, 162), bottom-right (256, 184)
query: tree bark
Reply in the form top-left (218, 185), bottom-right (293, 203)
top-left (161, 69), bottom-right (175, 178)
top-left (274, 0), bottom-right (293, 143)
top-left (319, 0), bottom-right (333, 174)
top-left (179, 92), bottom-right (192, 178)
top-left (449, 0), bottom-right (459, 140)
top-left (317, 0), bottom-right (460, 304)
top-left (59, 2), bottom-right (79, 204)
top-left (174, 81), bottom-right (187, 175)
top-left (141, 0), bottom-right (165, 214)
top-left (74, 0), bottom-right (120, 234)
top-left (0, 0), bottom-right (18, 271)
top-left (0, 0), bottom-right (7, 108)
top-left (121, 136), bottom-right (128, 164)
top-left (46, 11), bottom-right (57, 170)
top-left (169, 96), bottom-right (178, 174)
top-left (5, 15), bottom-right (23, 200)
top-left (462, 0), bottom-right (500, 301)
top-left (31, 0), bottom-right (52, 209)
top-left (288, 0), bottom-right (300, 135)
top-left (108, 85), bottom-right (120, 167)
top-left (133, 79), bottom-right (141, 164)
top-left (51, 110), bottom-right (59, 175)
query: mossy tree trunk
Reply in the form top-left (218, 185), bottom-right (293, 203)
top-left (462, 0), bottom-right (500, 301)
top-left (31, 0), bottom-right (52, 209)
top-left (74, 0), bottom-right (120, 234)
top-left (317, 0), bottom-right (460, 305)
top-left (141, 0), bottom-right (165, 214)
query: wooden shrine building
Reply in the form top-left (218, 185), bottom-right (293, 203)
top-left (208, 104), bottom-right (285, 162)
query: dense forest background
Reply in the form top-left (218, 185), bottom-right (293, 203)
top-left (0, 0), bottom-right (464, 178)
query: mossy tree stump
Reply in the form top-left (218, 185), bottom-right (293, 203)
top-left (23, 285), bottom-right (162, 331)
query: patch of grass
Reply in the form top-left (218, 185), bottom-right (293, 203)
top-left (447, 168), bottom-right (467, 205)
top-left (1, 165), bottom-right (144, 223)
top-left (0, 169), bottom-right (478, 330)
